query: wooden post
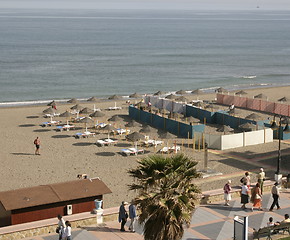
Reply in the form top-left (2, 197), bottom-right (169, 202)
top-left (187, 132), bottom-right (190, 148)
top-left (264, 127), bottom-right (266, 143)
top-left (193, 136), bottom-right (195, 151)
top-left (198, 137), bottom-right (201, 152)
top-left (202, 133), bottom-right (205, 151)
top-left (204, 117), bottom-right (206, 125)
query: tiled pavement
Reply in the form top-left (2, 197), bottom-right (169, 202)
top-left (23, 190), bottom-right (290, 240)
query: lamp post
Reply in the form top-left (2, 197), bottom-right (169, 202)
top-left (270, 114), bottom-right (290, 182)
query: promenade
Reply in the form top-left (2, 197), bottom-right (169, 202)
top-left (22, 189), bottom-right (290, 240)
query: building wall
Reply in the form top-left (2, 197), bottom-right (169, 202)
top-left (11, 196), bottom-right (101, 225)
top-left (0, 203), bottom-right (11, 227)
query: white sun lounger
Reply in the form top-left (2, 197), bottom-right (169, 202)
top-left (143, 140), bottom-right (163, 147)
top-left (120, 148), bottom-right (144, 156)
top-left (96, 138), bottom-right (118, 146)
top-left (159, 146), bottom-right (180, 153)
top-left (75, 132), bottom-right (95, 139)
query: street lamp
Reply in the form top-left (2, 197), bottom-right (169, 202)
top-left (270, 114), bottom-right (290, 182)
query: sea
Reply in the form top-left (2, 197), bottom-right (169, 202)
top-left (1, 9), bottom-right (290, 106)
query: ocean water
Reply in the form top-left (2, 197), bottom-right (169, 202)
top-left (1, 9), bottom-right (290, 104)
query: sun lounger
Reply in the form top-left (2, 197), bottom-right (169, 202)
top-left (74, 132), bottom-right (95, 139)
top-left (106, 106), bottom-right (122, 111)
top-left (44, 113), bottom-right (60, 118)
top-left (120, 148), bottom-right (144, 156)
top-left (159, 146), bottom-right (180, 153)
top-left (56, 124), bottom-right (75, 132)
top-left (40, 120), bottom-right (61, 127)
top-left (95, 123), bottom-right (107, 128)
top-left (113, 128), bottom-right (130, 135)
top-left (96, 138), bottom-right (118, 146)
top-left (143, 140), bottom-right (163, 147)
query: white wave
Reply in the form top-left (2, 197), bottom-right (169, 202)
top-left (241, 75), bottom-right (257, 79)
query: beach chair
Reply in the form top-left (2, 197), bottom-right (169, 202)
top-left (75, 132), bottom-right (95, 139)
top-left (40, 120), bottom-right (60, 127)
top-left (105, 138), bottom-right (118, 145)
top-left (96, 123), bottom-right (107, 128)
top-left (120, 148), bottom-right (144, 156)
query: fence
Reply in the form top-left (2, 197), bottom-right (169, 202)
top-left (129, 106), bottom-right (205, 138)
top-left (217, 93), bottom-right (290, 117)
top-left (194, 128), bottom-right (273, 150)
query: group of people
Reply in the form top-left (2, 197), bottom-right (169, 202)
top-left (118, 200), bottom-right (137, 232)
top-left (224, 168), bottom-right (282, 212)
top-left (57, 215), bottom-right (72, 240)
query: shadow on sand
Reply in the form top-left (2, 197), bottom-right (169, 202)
top-left (52, 135), bottom-right (71, 139)
top-left (95, 152), bottom-right (115, 157)
top-left (72, 142), bottom-right (94, 147)
top-left (11, 153), bottom-right (35, 156)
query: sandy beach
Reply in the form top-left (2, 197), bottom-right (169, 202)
top-left (0, 85), bottom-right (290, 208)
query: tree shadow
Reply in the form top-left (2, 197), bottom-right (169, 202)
top-left (11, 153), bottom-right (35, 156)
top-left (33, 129), bottom-right (51, 132)
top-left (19, 124), bottom-right (36, 127)
top-left (72, 142), bottom-right (94, 147)
top-left (95, 152), bottom-right (116, 157)
top-left (52, 135), bottom-right (71, 139)
top-left (26, 116), bottom-right (39, 119)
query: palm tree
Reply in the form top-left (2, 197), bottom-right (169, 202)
top-left (128, 153), bottom-right (200, 240)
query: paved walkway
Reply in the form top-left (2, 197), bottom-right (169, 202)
top-left (23, 190), bottom-right (290, 240)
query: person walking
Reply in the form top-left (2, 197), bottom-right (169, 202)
top-left (118, 201), bottom-right (128, 232)
top-left (223, 180), bottom-right (232, 206)
top-left (57, 215), bottom-right (65, 240)
top-left (241, 182), bottom-right (250, 209)
top-left (34, 137), bottom-right (40, 155)
top-left (269, 182), bottom-right (281, 211)
top-left (128, 200), bottom-right (137, 232)
top-left (251, 183), bottom-right (263, 211)
top-left (257, 168), bottom-right (265, 194)
top-left (63, 221), bottom-right (72, 240)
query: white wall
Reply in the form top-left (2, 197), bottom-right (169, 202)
top-left (196, 129), bottom-right (273, 150)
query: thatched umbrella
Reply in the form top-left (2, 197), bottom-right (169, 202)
top-left (70, 104), bottom-right (83, 111)
top-left (278, 97), bottom-right (289, 102)
top-left (191, 89), bottom-right (203, 95)
top-left (176, 90), bottom-right (187, 95)
top-left (245, 113), bottom-right (262, 120)
top-left (102, 124), bottom-right (117, 139)
top-left (90, 111), bottom-right (105, 118)
top-left (43, 107), bottom-right (56, 114)
top-left (108, 95), bottom-right (121, 100)
top-left (59, 110), bottom-right (73, 125)
top-left (139, 125), bottom-right (156, 134)
top-left (47, 100), bottom-right (56, 107)
top-left (165, 94), bottom-right (176, 100)
top-left (254, 93), bottom-right (267, 99)
top-left (108, 115), bottom-right (123, 122)
top-left (184, 116), bottom-right (200, 124)
top-left (215, 87), bottom-right (228, 93)
top-left (79, 107), bottom-right (94, 115)
top-left (235, 90), bottom-right (248, 95)
top-left (87, 96), bottom-right (99, 102)
top-left (43, 107), bottom-right (57, 121)
top-left (67, 98), bottom-right (78, 104)
top-left (175, 96), bottom-right (188, 103)
top-left (153, 90), bottom-right (165, 96)
top-left (90, 110), bottom-right (105, 126)
top-left (79, 117), bottom-right (94, 132)
top-left (125, 120), bottom-right (141, 128)
top-left (159, 131), bottom-right (177, 153)
top-left (126, 132), bottom-right (145, 149)
top-left (238, 122), bottom-right (256, 131)
top-left (217, 125), bottom-right (234, 134)
top-left (129, 93), bottom-right (142, 98)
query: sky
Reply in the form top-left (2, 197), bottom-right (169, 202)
top-left (0, 0), bottom-right (290, 10)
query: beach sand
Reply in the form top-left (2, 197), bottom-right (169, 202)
top-left (0, 85), bottom-right (289, 208)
